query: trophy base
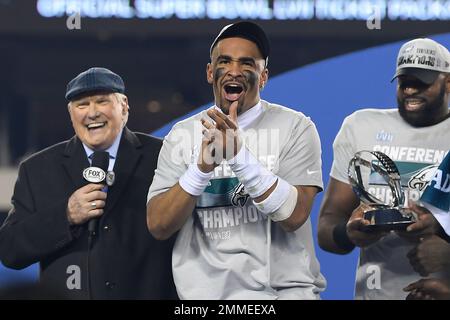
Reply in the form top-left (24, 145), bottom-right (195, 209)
top-left (363, 208), bottom-right (415, 231)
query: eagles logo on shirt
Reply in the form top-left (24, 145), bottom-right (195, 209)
top-left (408, 164), bottom-right (439, 191)
top-left (231, 183), bottom-right (249, 207)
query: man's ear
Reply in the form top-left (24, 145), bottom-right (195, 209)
top-left (259, 68), bottom-right (269, 90)
top-left (67, 103), bottom-right (73, 117)
top-left (446, 73), bottom-right (450, 93)
top-left (123, 97), bottom-right (129, 113)
top-left (206, 62), bottom-right (213, 84)
top-left (67, 103), bottom-right (75, 125)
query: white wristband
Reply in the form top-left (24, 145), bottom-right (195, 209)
top-left (253, 178), bottom-right (297, 221)
top-left (228, 145), bottom-right (277, 199)
top-left (270, 185), bottom-right (298, 221)
top-left (179, 163), bottom-right (213, 196)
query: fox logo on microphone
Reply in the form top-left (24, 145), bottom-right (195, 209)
top-left (83, 167), bottom-right (106, 183)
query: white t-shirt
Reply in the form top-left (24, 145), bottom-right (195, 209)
top-left (330, 108), bottom-right (450, 300)
top-left (148, 100), bottom-right (325, 299)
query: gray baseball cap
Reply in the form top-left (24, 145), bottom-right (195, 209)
top-left (391, 38), bottom-right (450, 84)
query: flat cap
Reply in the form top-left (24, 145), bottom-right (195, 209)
top-left (210, 21), bottom-right (270, 65)
top-left (65, 67), bottom-right (125, 100)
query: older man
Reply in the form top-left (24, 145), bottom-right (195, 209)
top-left (0, 67), bottom-right (177, 299)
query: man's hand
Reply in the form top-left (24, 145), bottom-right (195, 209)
top-left (404, 278), bottom-right (450, 300)
top-left (201, 101), bottom-right (242, 165)
top-left (407, 235), bottom-right (450, 276)
top-left (346, 203), bottom-right (388, 248)
top-left (67, 184), bottom-right (107, 225)
top-left (396, 202), bottom-right (440, 243)
top-left (198, 122), bottom-right (218, 173)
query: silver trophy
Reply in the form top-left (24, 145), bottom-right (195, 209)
top-left (348, 150), bottom-right (416, 231)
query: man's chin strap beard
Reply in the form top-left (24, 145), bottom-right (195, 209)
top-left (398, 85), bottom-right (447, 127)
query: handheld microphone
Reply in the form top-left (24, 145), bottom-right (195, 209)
top-left (83, 151), bottom-right (110, 237)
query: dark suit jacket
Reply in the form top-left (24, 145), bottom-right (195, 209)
top-left (0, 128), bottom-right (178, 299)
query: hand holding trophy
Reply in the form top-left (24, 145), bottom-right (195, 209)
top-left (348, 150), bottom-right (417, 231)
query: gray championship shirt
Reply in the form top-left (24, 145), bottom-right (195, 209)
top-left (330, 108), bottom-right (450, 300)
top-left (148, 100), bottom-right (326, 299)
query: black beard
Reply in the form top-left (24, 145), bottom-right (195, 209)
top-left (397, 83), bottom-right (447, 127)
